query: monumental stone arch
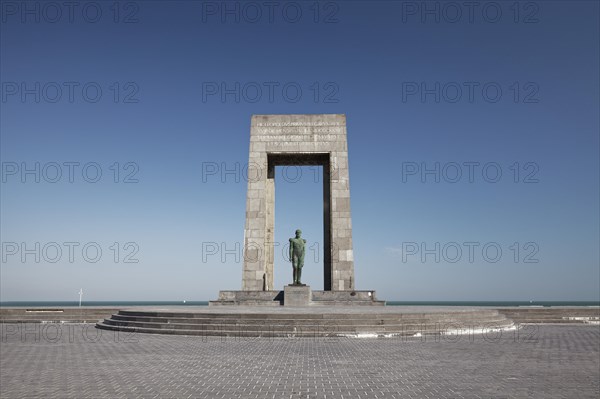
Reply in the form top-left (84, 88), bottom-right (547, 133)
top-left (96, 114), bottom-right (515, 331)
top-left (243, 114), bottom-right (355, 292)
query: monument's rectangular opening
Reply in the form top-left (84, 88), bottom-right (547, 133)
top-left (273, 165), bottom-right (325, 290)
top-left (268, 153), bottom-right (332, 290)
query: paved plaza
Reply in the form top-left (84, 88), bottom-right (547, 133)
top-left (1, 324), bottom-right (598, 398)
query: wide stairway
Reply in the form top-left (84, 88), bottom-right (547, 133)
top-left (96, 308), bottom-right (514, 337)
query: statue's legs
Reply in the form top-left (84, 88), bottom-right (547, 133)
top-left (297, 253), bottom-right (304, 284)
top-left (292, 255), bottom-right (299, 284)
top-left (291, 253), bottom-right (305, 284)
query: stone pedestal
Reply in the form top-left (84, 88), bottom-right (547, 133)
top-left (284, 285), bottom-right (311, 307)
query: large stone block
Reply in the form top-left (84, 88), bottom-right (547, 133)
top-left (284, 285), bottom-right (311, 307)
top-left (334, 198), bottom-right (351, 212)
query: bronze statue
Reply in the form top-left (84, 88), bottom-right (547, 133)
top-left (289, 229), bottom-right (306, 285)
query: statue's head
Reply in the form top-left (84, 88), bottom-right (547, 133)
top-left (295, 229), bottom-right (302, 237)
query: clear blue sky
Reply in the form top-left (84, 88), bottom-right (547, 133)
top-left (1, 0), bottom-right (598, 301)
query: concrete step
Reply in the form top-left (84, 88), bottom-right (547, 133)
top-left (108, 313), bottom-right (510, 326)
top-left (0, 308), bottom-right (120, 324)
top-left (497, 308), bottom-right (599, 324)
top-left (208, 300), bottom-right (281, 306)
top-left (116, 309), bottom-right (502, 320)
top-left (102, 318), bottom-right (513, 332)
top-left (96, 321), bottom-right (514, 338)
top-left (311, 300), bottom-right (386, 306)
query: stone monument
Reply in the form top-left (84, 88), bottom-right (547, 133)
top-left (243, 114), bottom-right (354, 291)
top-left (211, 114), bottom-right (382, 306)
top-left (97, 115), bottom-right (518, 337)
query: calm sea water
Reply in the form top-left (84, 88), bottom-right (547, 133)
top-left (1, 301), bottom-right (598, 307)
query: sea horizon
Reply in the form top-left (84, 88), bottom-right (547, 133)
top-left (1, 300), bottom-right (598, 308)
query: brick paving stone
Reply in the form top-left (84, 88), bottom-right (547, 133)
top-left (0, 324), bottom-right (598, 398)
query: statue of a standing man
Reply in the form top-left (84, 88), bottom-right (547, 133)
top-left (289, 229), bottom-right (306, 285)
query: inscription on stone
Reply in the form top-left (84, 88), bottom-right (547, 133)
top-left (254, 127), bottom-right (344, 135)
top-left (255, 122), bottom-right (343, 126)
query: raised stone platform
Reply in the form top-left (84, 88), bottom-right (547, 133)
top-left (0, 307), bottom-right (122, 323)
top-left (497, 307), bottom-right (600, 324)
top-left (2, 306), bottom-right (597, 327)
top-left (96, 306), bottom-right (514, 338)
top-left (209, 288), bottom-right (385, 306)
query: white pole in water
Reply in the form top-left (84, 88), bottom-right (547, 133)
top-left (78, 289), bottom-right (83, 307)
